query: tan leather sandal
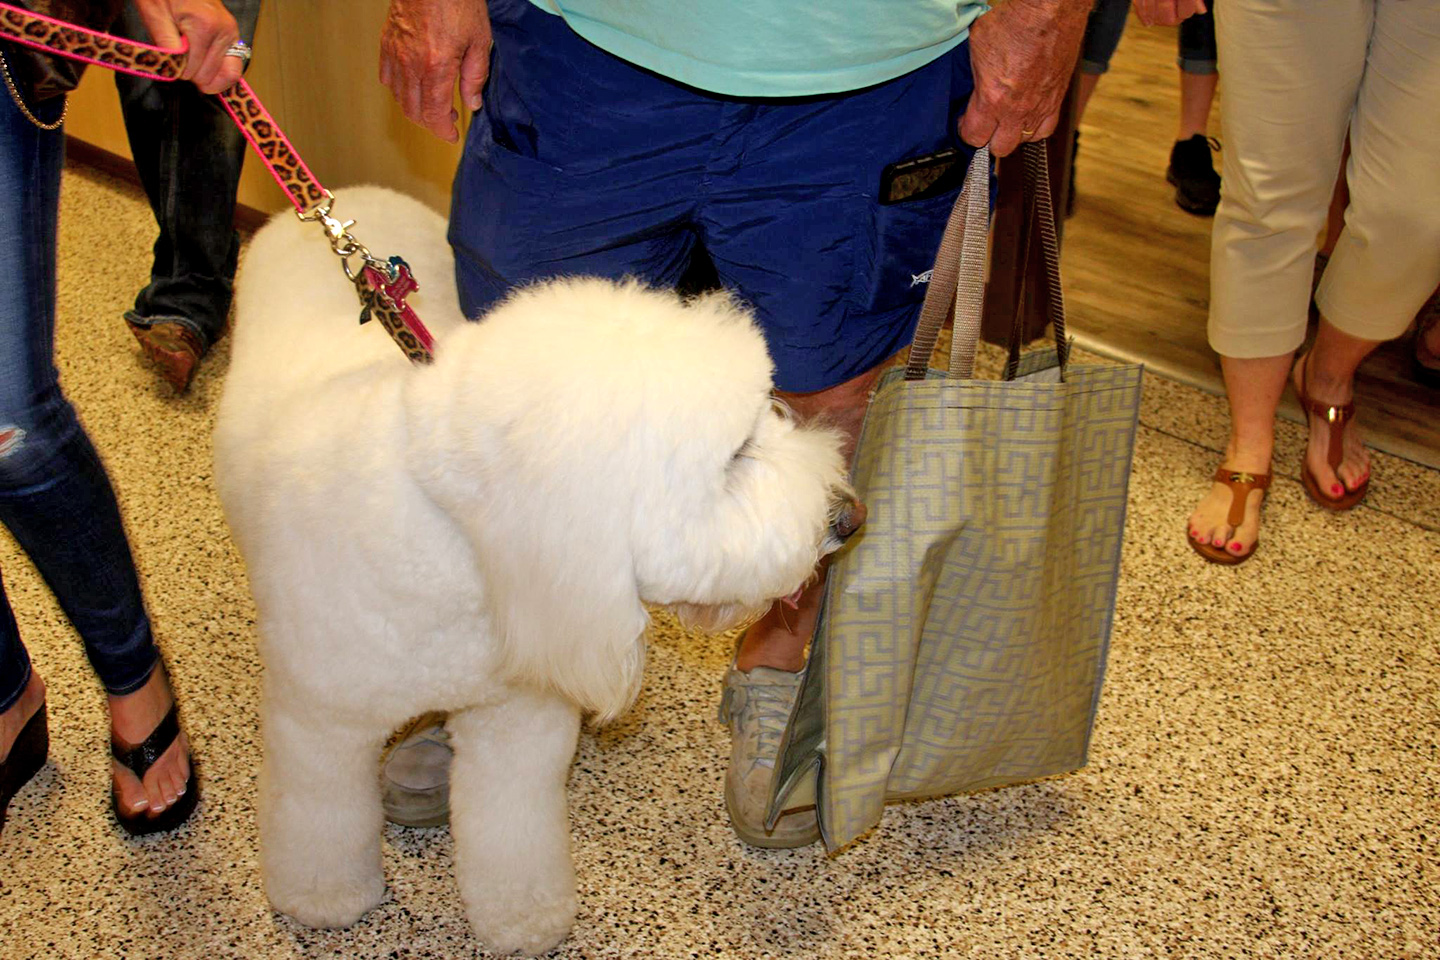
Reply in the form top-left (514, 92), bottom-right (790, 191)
top-left (1189, 467), bottom-right (1271, 566)
top-left (1294, 355), bottom-right (1369, 511)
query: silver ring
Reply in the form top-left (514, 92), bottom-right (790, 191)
top-left (224, 40), bottom-right (251, 63)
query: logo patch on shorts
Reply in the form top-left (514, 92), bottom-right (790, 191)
top-left (910, 270), bottom-right (933, 288)
top-left (0, 425), bottom-right (25, 457)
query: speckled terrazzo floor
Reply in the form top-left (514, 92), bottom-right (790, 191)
top-left (0, 162), bottom-right (1436, 959)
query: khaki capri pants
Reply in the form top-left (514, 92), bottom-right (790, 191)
top-left (1209, 0), bottom-right (1440, 359)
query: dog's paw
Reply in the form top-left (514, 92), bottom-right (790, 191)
top-left (268, 874), bottom-right (387, 929)
top-left (466, 888), bottom-right (578, 956)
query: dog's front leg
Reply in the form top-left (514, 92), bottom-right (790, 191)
top-left (447, 689), bottom-right (582, 956)
top-left (258, 692), bottom-right (389, 928)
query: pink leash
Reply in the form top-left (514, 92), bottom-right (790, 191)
top-left (0, 2), bottom-right (436, 363)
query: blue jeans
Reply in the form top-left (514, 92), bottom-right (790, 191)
top-left (1081, 0), bottom-right (1217, 76)
top-left (0, 81), bottom-right (159, 713)
top-left (112, 0), bottom-right (262, 352)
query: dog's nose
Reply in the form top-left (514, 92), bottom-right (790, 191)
top-left (831, 497), bottom-right (866, 541)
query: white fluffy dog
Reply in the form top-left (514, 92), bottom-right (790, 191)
top-left (213, 187), bottom-right (858, 954)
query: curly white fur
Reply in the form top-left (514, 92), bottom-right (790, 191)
top-left (214, 187), bottom-right (853, 954)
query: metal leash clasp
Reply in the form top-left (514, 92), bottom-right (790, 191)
top-left (297, 190), bottom-right (396, 288)
top-left (296, 190), bottom-right (434, 364)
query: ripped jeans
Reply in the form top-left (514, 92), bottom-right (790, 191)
top-left (0, 80), bottom-right (159, 713)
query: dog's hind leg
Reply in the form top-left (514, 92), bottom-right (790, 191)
top-left (258, 691), bottom-right (389, 928)
top-left (447, 688), bottom-right (582, 956)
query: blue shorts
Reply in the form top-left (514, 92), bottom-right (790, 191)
top-left (451, 0), bottom-right (978, 392)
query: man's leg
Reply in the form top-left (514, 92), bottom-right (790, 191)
top-left (113, 0), bottom-right (260, 391)
top-left (1166, 9), bottom-right (1221, 215)
top-left (386, 0), bottom-right (712, 827)
top-left (734, 364), bottom-right (882, 674)
top-left (709, 35), bottom-right (977, 846)
top-left (719, 365), bottom-right (884, 848)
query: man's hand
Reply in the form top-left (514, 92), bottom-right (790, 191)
top-left (134, 0), bottom-right (243, 94)
top-left (958, 0), bottom-right (1090, 158)
top-left (380, 0), bottom-right (493, 143)
top-left (1130, 0), bottom-right (1208, 28)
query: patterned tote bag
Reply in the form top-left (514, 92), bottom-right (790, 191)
top-left (770, 142), bottom-right (1143, 852)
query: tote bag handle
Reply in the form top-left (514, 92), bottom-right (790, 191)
top-left (903, 141), bottom-right (1069, 382)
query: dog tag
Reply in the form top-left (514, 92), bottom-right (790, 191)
top-left (358, 256), bottom-right (435, 365)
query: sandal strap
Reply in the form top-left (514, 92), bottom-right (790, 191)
top-left (1300, 397), bottom-right (1355, 471)
top-left (1295, 355), bottom-right (1357, 472)
top-left (111, 703), bottom-right (182, 781)
top-left (1211, 467), bottom-right (1272, 528)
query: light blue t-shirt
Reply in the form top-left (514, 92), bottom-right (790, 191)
top-left (525, 1), bottom-right (987, 98)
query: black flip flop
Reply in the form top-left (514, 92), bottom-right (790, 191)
top-left (112, 702), bottom-right (200, 836)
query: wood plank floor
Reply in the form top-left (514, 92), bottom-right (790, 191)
top-left (1060, 15), bottom-right (1440, 469)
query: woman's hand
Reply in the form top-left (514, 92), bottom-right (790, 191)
top-left (134, 0), bottom-right (244, 94)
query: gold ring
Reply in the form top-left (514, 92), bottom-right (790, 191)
top-left (1021, 129), bottom-right (1037, 138)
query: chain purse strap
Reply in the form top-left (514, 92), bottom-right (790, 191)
top-left (0, 1), bottom-right (436, 364)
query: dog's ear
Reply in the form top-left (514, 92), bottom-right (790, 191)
top-left (470, 500), bottom-right (648, 725)
top-left (406, 377), bottom-right (649, 724)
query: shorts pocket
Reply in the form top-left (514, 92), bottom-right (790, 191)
top-left (851, 187), bottom-right (963, 317)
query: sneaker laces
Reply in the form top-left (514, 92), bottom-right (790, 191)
top-left (410, 724), bottom-right (450, 749)
top-left (720, 671), bottom-right (800, 771)
top-left (387, 713), bottom-right (450, 752)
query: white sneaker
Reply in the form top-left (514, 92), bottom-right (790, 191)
top-left (381, 713), bottom-right (451, 827)
top-left (718, 666), bottom-right (820, 848)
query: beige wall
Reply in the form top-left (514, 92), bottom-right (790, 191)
top-left (64, 0), bottom-right (469, 217)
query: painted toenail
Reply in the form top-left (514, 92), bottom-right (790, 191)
top-left (1331, 483), bottom-right (1343, 495)
top-left (1229, 542), bottom-right (1243, 552)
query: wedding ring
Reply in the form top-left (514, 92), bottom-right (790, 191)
top-left (224, 40), bottom-right (252, 63)
top-left (1021, 129), bottom-right (1037, 138)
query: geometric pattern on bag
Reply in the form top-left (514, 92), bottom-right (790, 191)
top-left (770, 142), bottom-right (1144, 853)
top-left (818, 360), bottom-right (1142, 846)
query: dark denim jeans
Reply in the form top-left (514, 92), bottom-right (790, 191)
top-left (0, 82), bottom-right (159, 712)
top-left (1081, 0), bottom-right (1217, 76)
top-left (113, 0), bottom-right (262, 352)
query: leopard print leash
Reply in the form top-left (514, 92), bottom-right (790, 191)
top-left (0, 2), bottom-right (436, 364)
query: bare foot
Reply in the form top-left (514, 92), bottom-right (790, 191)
top-left (1292, 352), bottom-right (1370, 500)
top-left (1188, 455), bottom-right (1271, 560)
top-left (109, 666), bottom-right (192, 819)
top-left (0, 672), bottom-right (46, 763)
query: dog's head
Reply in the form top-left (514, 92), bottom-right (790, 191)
top-left (652, 394), bottom-right (865, 636)
top-left (408, 279), bottom-right (859, 722)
